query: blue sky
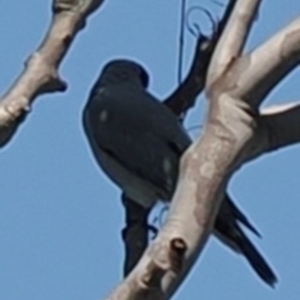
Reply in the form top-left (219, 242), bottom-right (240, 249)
top-left (0, 1), bottom-right (299, 299)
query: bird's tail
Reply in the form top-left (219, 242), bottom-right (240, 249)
top-left (236, 227), bottom-right (277, 287)
top-left (214, 220), bottom-right (277, 287)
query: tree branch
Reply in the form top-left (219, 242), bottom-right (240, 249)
top-left (163, 36), bottom-right (212, 116)
top-left (119, 2), bottom-right (241, 278)
top-left (233, 17), bottom-right (300, 105)
top-left (207, 0), bottom-right (261, 87)
top-left (0, 0), bottom-right (105, 147)
top-left (262, 102), bottom-right (300, 151)
top-left (245, 102), bottom-right (300, 162)
top-left (163, 0), bottom-right (238, 117)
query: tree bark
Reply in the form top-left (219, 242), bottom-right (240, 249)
top-left (0, 0), bottom-right (105, 147)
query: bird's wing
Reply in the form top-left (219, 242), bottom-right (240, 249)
top-left (83, 89), bottom-right (190, 198)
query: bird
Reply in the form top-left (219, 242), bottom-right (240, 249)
top-left (82, 59), bottom-right (277, 286)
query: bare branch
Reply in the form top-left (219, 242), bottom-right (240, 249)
top-left (246, 102), bottom-right (300, 162)
top-left (163, 0), bottom-right (238, 117)
top-left (163, 36), bottom-right (212, 116)
top-left (207, 0), bottom-right (261, 87)
top-left (262, 102), bottom-right (300, 150)
top-left (0, 0), bottom-right (105, 147)
top-left (233, 17), bottom-right (300, 105)
top-left (121, 1), bottom-right (241, 276)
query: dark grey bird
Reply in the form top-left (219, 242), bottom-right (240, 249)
top-left (82, 59), bottom-right (277, 286)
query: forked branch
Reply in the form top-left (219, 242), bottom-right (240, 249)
top-left (0, 0), bottom-right (105, 147)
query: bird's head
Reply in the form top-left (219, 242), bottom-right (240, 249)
top-left (99, 59), bottom-right (149, 89)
